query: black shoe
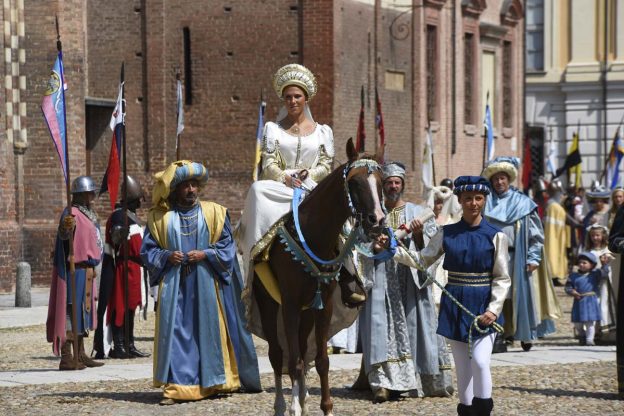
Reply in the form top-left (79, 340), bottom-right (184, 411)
top-left (521, 341), bottom-right (532, 351)
top-left (552, 278), bottom-right (564, 287)
top-left (93, 350), bottom-right (106, 360)
top-left (492, 333), bottom-right (507, 354)
top-left (457, 403), bottom-right (475, 416)
top-left (108, 347), bottom-right (131, 359)
top-left (129, 344), bottom-right (151, 358)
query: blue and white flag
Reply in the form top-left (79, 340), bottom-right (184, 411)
top-left (606, 128), bottom-right (624, 189)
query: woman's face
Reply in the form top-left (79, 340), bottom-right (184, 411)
top-left (282, 85), bottom-right (307, 118)
top-left (613, 190), bottom-right (624, 207)
top-left (460, 191), bottom-right (485, 219)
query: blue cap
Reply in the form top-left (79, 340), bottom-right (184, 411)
top-left (577, 252), bottom-right (598, 265)
top-left (453, 176), bottom-right (491, 196)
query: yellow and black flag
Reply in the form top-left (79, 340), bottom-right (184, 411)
top-left (555, 129), bottom-right (582, 188)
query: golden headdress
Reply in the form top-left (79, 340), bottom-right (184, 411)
top-left (272, 64), bottom-right (318, 100)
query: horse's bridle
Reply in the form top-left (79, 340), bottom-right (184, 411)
top-left (342, 158), bottom-right (383, 224)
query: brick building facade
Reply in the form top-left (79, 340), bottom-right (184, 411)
top-left (0, 0), bottom-right (524, 291)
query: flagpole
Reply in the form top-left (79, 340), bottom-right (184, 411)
top-left (119, 62), bottom-right (130, 357)
top-left (56, 16), bottom-right (79, 368)
top-left (428, 120), bottom-right (436, 185)
top-left (176, 70), bottom-right (181, 161)
top-left (482, 91), bottom-right (489, 170)
top-left (598, 113), bottom-right (624, 184)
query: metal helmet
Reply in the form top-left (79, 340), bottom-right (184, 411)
top-left (70, 175), bottom-right (97, 194)
top-left (123, 175), bottom-right (144, 203)
top-left (534, 176), bottom-right (548, 193)
top-left (440, 178), bottom-right (453, 189)
top-left (548, 178), bottom-right (564, 194)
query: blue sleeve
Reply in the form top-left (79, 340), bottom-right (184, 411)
top-left (203, 214), bottom-right (236, 285)
top-left (564, 276), bottom-right (574, 295)
top-left (140, 226), bottom-right (172, 286)
top-left (526, 210), bottom-right (544, 265)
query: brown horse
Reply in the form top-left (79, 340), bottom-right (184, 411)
top-left (253, 139), bottom-right (385, 416)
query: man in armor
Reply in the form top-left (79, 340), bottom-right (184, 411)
top-left (46, 176), bottom-right (104, 370)
top-left (94, 175), bottom-right (150, 359)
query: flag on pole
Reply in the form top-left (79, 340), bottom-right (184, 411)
top-left (606, 127), bottom-right (624, 189)
top-left (252, 95), bottom-right (266, 181)
top-left (521, 137), bottom-right (533, 192)
top-left (555, 130), bottom-right (582, 189)
top-left (483, 100), bottom-right (495, 163)
top-left (375, 87), bottom-right (385, 157)
top-left (546, 134), bottom-right (558, 176)
top-left (100, 80), bottom-right (125, 210)
top-left (356, 86), bottom-right (366, 152)
top-left (422, 126), bottom-right (434, 191)
top-left (41, 52), bottom-right (68, 183)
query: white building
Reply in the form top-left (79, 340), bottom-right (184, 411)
top-left (525, 0), bottom-right (624, 188)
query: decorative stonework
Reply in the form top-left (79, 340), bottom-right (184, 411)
top-left (501, 0), bottom-right (524, 26)
top-left (3, 0), bottom-right (26, 151)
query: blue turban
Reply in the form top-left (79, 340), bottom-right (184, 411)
top-left (171, 162), bottom-right (209, 190)
top-left (453, 176), bottom-right (491, 196)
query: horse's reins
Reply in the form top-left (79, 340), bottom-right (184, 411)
top-left (279, 159), bottom-right (392, 309)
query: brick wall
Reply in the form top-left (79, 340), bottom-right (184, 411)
top-left (0, 0), bottom-right (524, 291)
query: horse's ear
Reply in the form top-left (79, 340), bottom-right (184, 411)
top-left (346, 138), bottom-right (358, 162)
top-left (375, 144), bottom-right (385, 164)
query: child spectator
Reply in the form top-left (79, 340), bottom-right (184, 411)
top-left (565, 252), bottom-right (610, 346)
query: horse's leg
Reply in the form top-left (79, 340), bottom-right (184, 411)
top-left (253, 277), bottom-right (286, 415)
top-left (314, 286), bottom-right (335, 416)
top-left (282, 301), bottom-right (304, 416)
top-left (298, 311), bottom-right (315, 415)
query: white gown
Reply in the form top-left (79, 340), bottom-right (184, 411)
top-left (236, 121), bottom-right (334, 268)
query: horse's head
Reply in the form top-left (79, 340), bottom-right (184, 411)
top-left (343, 138), bottom-right (386, 240)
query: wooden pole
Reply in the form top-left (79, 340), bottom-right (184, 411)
top-left (56, 16), bottom-right (79, 367)
top-left (120, 63), bottom-right (131, 357)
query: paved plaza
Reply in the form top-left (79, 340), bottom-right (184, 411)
top-left (0, 288), bottom-right (622, 415)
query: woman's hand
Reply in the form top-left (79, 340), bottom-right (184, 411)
top-left (478, 311), bottom-right (497, 326)
top-left (284, 174), bottom-right (302, 188)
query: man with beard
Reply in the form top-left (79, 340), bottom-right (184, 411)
top-left (355, 161), bottom-right (453, 402)
top-left (141, 161), bottom-right (261, 405)
top-left (46, 176), bottom-right (104, 370)
top-left (94, 175), bottom-right (150, 359)
top-left (482, 157), bottom-right (560, 352)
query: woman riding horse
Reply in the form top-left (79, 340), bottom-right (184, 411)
top-left (236, 63), bottom-right (363, 304)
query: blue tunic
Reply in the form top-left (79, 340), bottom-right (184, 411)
top-left (565, 270), bottom-right (604, 323)
top-left (437, 219), bottom-right (504, 342)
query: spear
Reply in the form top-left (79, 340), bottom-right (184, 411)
top-left (55, 16), bottom-right (79, 368)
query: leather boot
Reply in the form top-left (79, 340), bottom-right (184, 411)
top-left (372, 387), bottom-right (389, 403)
top-left (338, 268), bottom-right (366, 308)
top-left (59, 340), bottom-right (86, 371)
top-left (79, 336), bottom-right (104, 367)
top-left (492, 333), bottom-right (507, 353)
top-left (457, 403), bottom-right (475, 416)
top-left (128, 310), bottom-right (150, 358)
top-left (472, 397), bottom-right (493, 416)
top-left (108, 325), bottom-right (131, 359)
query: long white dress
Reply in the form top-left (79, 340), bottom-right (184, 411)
top-left (236, 120), bottom-right (334, 270)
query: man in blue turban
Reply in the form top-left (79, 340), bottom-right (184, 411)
top-left (141, 161), bottom-right (261, 405)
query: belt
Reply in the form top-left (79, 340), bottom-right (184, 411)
top-left (446, 271), bottom-right (493, 287)
top-left (579, 291), bottom-right (596, 297)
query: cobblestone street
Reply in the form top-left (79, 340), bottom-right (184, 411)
top-left (0, 288), bottom-right (622, 415)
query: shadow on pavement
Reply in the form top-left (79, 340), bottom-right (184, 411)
top-left (39, 390), bottom-right (163, 405)
top-left (499, 386), bottom-right (621, 401)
